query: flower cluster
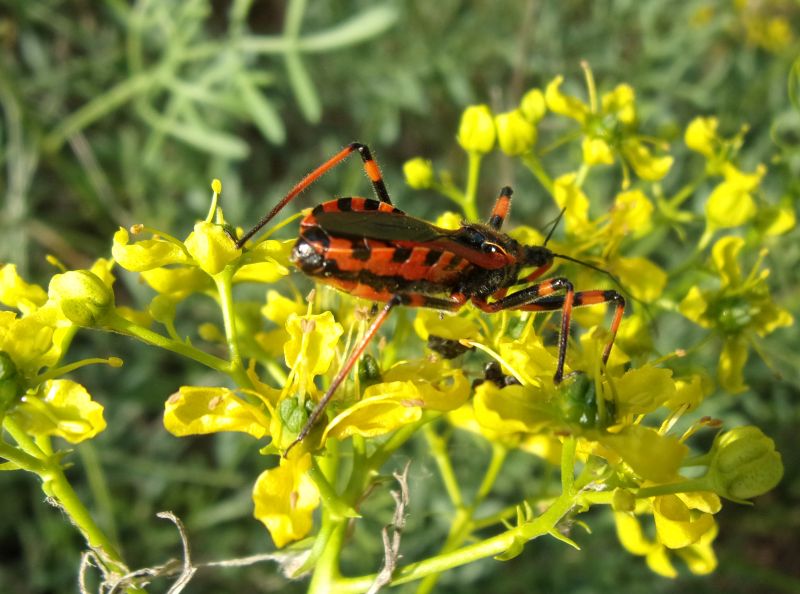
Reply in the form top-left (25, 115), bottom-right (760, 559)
top-left (1, 68), bottom-right (791, 591)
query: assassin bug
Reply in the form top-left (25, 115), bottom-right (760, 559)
top-left (236, 143), bottom-right (626, 452)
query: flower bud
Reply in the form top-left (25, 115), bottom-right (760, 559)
top-left (708, 426), bottom-right (783, 500)
top-left (402, 158), bottom-right (435, 189)
top-left (48, 270), bottom-right (114, 327)
top-left (495, 109), bottom-right (537, 156)
top-left (520, 88), bottom-right (546, 122)
top-left (457, 104), bottom-right (496, 154)
top-left (184, 221), bottom-right (241, 275)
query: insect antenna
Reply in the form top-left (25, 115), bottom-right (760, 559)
top-left (543, 208), bottom-right (567, 246)
top-left (551, 252), bottom-right (656, 325)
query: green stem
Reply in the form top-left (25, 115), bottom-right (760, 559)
top-left (309, 457), bottom-right (359, 520)
top-left (336, 489), bottom-right (576, 593)
top-left (635, 477), bottom-right (710, 499)
top-left (213, 266), bottom-right (244, 376)
top-left (0, 439), bottom-right (47, 473)
top-left (424, 424), bottom-right (462, 507)
top-left (309, 511), bottom-right (346, 594)
top-left (106, 312), bottom-right (231, 374)
top-left (521, 153), bottom-right (555, 196)
top-left (3, 417), bottom-right (47, 460)
top-left (463, 152), bottom-right (482, 221)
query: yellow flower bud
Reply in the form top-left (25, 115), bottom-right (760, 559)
top-left (48, 270), bottom-right (114, 327)
top-left (520, 88), bottom-right (546, 122)
top-left (494, 109), bottom-right (537, 156)
top-left (582, 137), bottom-right (614, 165)
top-left (685, 117), bottom-right (719, 157)
top-left (184, 221), bottom-right (241, 275)
top-left (402, 157), bottom-right (435, 189)
top-left (457, 104), bottom-right (496, 154)
top-left (708, 426), bottom-right (783, 500)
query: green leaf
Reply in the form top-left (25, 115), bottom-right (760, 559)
top-left (285, 52), bottom-right (321, 123)
top-left (236, 75), bottom-right (286, 144)
top-left (299, 6), bottom-right (399, 52)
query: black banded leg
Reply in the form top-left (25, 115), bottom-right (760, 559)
top-left (349, 142), bottom-right (392, 205)
top-left (519, 290), bottom-right (626, 365)
top-left (472, 277), bottom-right (576, 383)
top-left (487, 186), bottom-right (513, 230)
top-left (237, 142), bottom-right (392, 248)
top-left (285, 295), bottom-right (402, 456)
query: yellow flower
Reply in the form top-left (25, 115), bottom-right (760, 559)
top-left (112, 227), bottom-right (190, 272)
top-left (233, 239), bottom-right (291, 284)
top-left (609, 190), bottom-right (654, 238)
top-left (164, 385), bottom-right (272, 439)
top-left (685, 116), bottom-right (719, 157)
top-left (8, 379), bottom-right (106, 444)
top-left (545, 76), bottom-right (589, 124)
top-left (253, 453), bottom-right (320, 547)
top-left (652, 492), bottom-right (720, 549)
top-left (323, 360), bottom-right (469, 441)
top-left (553, 173), bottom-right (591, 234)
top-left (581, 137), bottom-right (614, 166)
top-left (494, 109), bottom-right (537, 156)
top-left (601, 83), bottom-right (636, 125)
top-left (615, 498), bottom-right (719, 578)
top-left (283, 311), bottom-right (344, 377)
top-left (705, 163), bottom-right (765, 229)
top-left (679, 236), bottom-right (793, 392)
top-left (596, 425), bottom-right (688, 483)
top-left (0, 265), bottom-right (48, 315)
top-left (184, 221), bottom-right (241, 276)
top-left (403, 157), bottom-right (435, 189)
top-left (612, 364), bottom-right (677, 418)
top-left (520, 88), bottom-right (546, 123)
top-left (621, 140), bottom-right (674, 182)
top-left (457, 104), bottom-right (496, 154)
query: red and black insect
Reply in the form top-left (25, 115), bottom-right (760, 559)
top-left (236, 143), bottom-right (625, 452)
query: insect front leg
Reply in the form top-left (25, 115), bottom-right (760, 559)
top-left (472, 279), bottom-right (625, 383)
top-left (472, 277), bottom-right (575, 383)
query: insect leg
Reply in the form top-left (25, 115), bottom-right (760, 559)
top-left (519, 290), bottom-right (626, 365)
top-left (237, 142), bottom-right (391, 247)
top-left (473, 278), bottom-right (575, 383)
top-left (285, 294), bottom-right (403, 455)
top-left (487, 186), bottom-right (513, 230)
top-left (474, 282), bottom-right (626, 382)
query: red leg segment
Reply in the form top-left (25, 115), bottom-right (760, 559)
top-left (237, 142), bottom-right (391, 248)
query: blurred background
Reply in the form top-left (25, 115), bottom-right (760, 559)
top-left (1, 1), bottom-right (799, 592)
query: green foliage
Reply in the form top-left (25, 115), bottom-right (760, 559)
top-left (2, 1), bottom-right (800, 594)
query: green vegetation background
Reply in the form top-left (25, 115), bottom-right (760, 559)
top-left (1, 1), bottom-right (798, 592)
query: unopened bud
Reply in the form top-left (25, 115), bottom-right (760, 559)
top-left (520, 88), bottom-right (546, 122)
top-left (403, 158), bottom-right (434, 189)
top-left (457, 104), bottom-right (496, 154)
top-left (184, 221), bottom-right (241, 275)
top-left (495, 109), bottom-right (537, 156)
top-left (48, 270), bottom-right (114, 327)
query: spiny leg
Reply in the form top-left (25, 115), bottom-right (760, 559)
top-left (472, 277), bottom-right (575, 383)
top-left (475, 282), bottom-right (626, 382)
top-left (520, 290), bottom-right (626, 365)
top-left (237, 142), bottom-right (391, 247)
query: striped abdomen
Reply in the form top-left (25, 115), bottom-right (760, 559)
top-left (291, 197), bottom-right (473, 302)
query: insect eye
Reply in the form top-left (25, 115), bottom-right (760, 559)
top-left (482, 242), bottom-right (502, 254)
